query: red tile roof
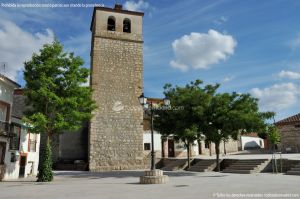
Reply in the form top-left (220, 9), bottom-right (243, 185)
top-left (147, 97), bottom-right (163, 104)
top-left (276, 113), bottom-right (300, 125)
top-left (14, 88), bottom-right (24, 95)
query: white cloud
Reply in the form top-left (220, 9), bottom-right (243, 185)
top-left (0, 19), bottom-right (54, 81)
top-left (124, 0), bottom-right (149, 11)
top-left (64, 33), bottom-right (90, 58)
top-left (220, 16), bottom-right (227, 22)
top-left (170, 30), bottom-right (237, 71)
top-left (214, 16), bottom-right (228, 25)
top-left (223, 76), bottom-right (234, 82)
top-left (169, 60), bottom-right (188, 71)
top-left (288, 35), bottom-right (300, 49)
top-left (278, 70), bottom-right (300, 80)
top-left (250, 83), bottom-right (300, 111)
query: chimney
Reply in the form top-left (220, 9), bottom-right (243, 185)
top-left (114, 4), bottom-right (122, 10)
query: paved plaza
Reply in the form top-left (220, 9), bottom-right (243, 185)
top-left (0, 171), bottom-right (299, 199)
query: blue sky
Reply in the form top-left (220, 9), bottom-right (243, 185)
top-left (1, 0), bottom-right (300, 120)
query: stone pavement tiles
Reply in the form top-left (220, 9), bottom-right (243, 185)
top-left (0, 171), bottom-right (299, 199)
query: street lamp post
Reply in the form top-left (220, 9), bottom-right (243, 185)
top-left (138, 93), bottom-right (170, 184)
top-left (138, 93), bottom-right (170, 170)
top-left (149, 102), bottom-right (155, 170)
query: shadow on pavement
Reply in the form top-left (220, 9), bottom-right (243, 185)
top-left (197, 175), bottom-right (228, 178)
top-left (53, 170), bottom-right (201, 179)
top-left (1, 171), bottom-right (228, 183)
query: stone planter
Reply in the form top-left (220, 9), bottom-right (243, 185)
top-left (140, 169), bottom-right (169, 184)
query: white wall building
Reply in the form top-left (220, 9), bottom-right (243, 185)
top-left (241, 135), bottom-right (264, 150)
top-left (0, 74), bottom-right (20, 180)
top-left (0, 76), bottom-right (40, 181)
top-left (143, 131), bottom-right (161, 152)
top-left (3, 117), bottom-right (40, 180)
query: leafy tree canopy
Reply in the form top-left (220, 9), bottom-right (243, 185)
top-left (154, 80), bottom-right (219, 167)
top-left (154, 79), bottom-right (274, 169)
top-left (267, 125), bottom-right (281, 145)
top-left (23, 40), bottom-right (96, 136)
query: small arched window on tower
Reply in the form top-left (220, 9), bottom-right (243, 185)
top-left (107, 16), bottom-right (116, 31)
top-left (123, 18), bottom-right (131, 33)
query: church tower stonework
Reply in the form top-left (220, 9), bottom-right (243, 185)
top-left (89, 4), bottom-right (145, 171)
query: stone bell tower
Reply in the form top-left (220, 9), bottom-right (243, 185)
top-left (89, 4), bottom-right (145, 171)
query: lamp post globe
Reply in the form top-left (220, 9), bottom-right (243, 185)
top-left (138, 93), bottom-right (147, 106)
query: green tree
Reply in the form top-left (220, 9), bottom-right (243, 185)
top-left (37, 143), bottom-right (53, 181)
top-left (155, 80), bottom-right (219, 168)
top-left (266, 124), bottom-right (281, 173)
top-left (203, 93), bottom-right (273, 171)
top-left (267, 125), bottom-right (281, 145)
top-left (155, 79), bottom-right (273, 171)
top-left (23, 40), bottom-right (96, 182)
top-left (174, 125), bottom-right (198, 168)
top-left (256, 112), bottom-right (276, 139)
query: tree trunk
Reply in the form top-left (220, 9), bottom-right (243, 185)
top-left (161, 137), bottom-right (165, 158)
top-left (197, 139), bottom-right (202, 155)
top-left (215, 142), bottom-right (220, 172)
top-left (223, 140), bottom-right (226, 155)
top-left (187, 142), bottom-right (191, 169)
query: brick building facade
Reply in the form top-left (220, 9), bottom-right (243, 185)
top-left (276, 113), bottom-right (300, 153)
